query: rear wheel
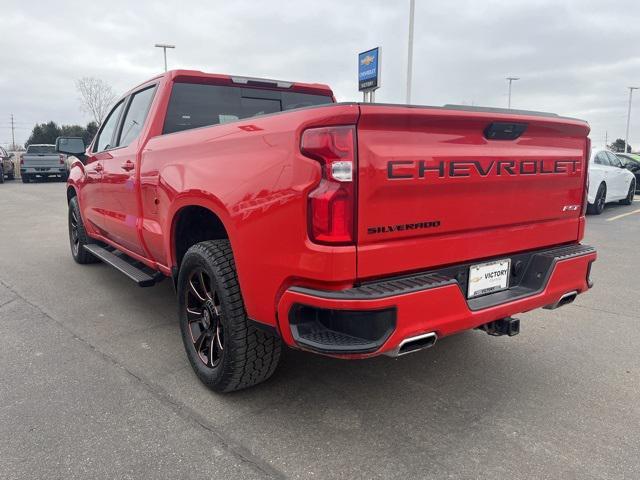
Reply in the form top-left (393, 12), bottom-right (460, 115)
top-left (68, 196), bottom-right (98, 264)
top-left (21, 174), bottom-right (31, 183)
top-left (0, 165), bottom-right (4, 184)
top-left (178, 240), bottom-right (281, 393)
top-left (587, 183), bottom-right (606, 215)
top-left (620, 180), bottom-right (636, 205)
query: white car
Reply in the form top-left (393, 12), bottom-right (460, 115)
top-left (587, 148), bottom-right (636, 214)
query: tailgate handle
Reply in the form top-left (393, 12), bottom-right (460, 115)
top-left (484, 122), bottom-right (527, 140)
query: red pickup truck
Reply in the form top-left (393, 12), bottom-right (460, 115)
top-left (57, 70), bottom-right (596, 393)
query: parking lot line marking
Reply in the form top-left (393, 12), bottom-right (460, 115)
top-left (607, 208), bottom-right (640, 222)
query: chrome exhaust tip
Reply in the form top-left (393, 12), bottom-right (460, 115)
top-left (544, 290), bottom-right (578, 310)
top-left (385, 332), bottom-right (437, 358)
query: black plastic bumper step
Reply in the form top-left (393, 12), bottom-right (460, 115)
top-left (297, 328), bottom-right (378, 351)
top-left (83, 244), bottom-right (161, 287)
top-left (290, 273), bottom-right (455, 300)
top-left (289, 243), bottom-right (595, 309)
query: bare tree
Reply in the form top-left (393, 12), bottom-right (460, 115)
top-left (76, 77), bottom-right (116, 125)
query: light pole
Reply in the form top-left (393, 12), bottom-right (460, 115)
top-left (10, 114), bottom-right (15, 151)
top-left (154, 44), bottom-right (175, 72)
top-left (506, 77), bottom-right (519, 109)
top-left (625, 87), bottom-right (638, 154)
top-left (406, 0), bottom-right (415, 104)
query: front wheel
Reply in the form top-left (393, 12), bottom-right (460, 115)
top-left (620, 180), bottom-right (636, 205)
top-left (68, 196), bottom-right (98, 264)
top-left (177, 240), bottom-right (281, 393)
top-left (587, 183), bottom-right (606, 215)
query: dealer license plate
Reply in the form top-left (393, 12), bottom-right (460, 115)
top-left (467, 259), bottom-right (511, 299)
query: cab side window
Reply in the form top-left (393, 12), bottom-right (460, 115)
top-left (93, 101), bottom-right (125, 153)
top-left (118, 86), bottom-right (157, 148)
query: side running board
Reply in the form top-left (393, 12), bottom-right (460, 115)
top-left (83, 244), bottom-right (163, 287)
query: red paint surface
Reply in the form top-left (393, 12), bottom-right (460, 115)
top-left (68, 70), bottom-right (595, 358)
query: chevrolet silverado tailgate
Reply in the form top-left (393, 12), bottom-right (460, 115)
top-left (355, 104), bottom-right (590, 279)
top-left (22, 154), bottom-right (60, 168)
top-left (23, 144), bottom-right (60, 168)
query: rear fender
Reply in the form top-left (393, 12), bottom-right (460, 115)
top-left (165, 191), bottom-right (234, 270)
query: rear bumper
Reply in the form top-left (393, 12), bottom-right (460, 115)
top-left (277, 244), bottom-right (596, 358)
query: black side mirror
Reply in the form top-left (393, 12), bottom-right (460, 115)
top-left (56, 137), bottom-right (86, 157)
top-left (8, 153), bottom-right (14, 159)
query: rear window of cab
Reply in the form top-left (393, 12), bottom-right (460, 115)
top-left (26, 145), bottom-right (56, 154)
top-left (162, 82), bottom-right (333, 135)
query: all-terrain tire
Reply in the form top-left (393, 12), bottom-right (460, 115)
top-left (68, 196), bottom-right (99, 264)
top-left (178, 240), bottom-right (281, 393)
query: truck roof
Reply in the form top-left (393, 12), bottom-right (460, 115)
top-left (127, 69), bottom-right (334, 98)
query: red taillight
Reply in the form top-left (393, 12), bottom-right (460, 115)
top-left (20, 155), bottom-right (24, 165)
top-left (59, 154), bottom-right (65, 165)
top-left (301, 125), bottom-right (356, 245)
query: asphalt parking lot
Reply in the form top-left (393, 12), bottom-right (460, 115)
top-left (0, 181), bottom-right (639, 480)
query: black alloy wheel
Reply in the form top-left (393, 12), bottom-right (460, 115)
top-left (69, 208), bottom-right (81, 257)
top-left (185, 269), bottom-right (225, 368)
top-left (68, 196), bottom-right (98, 264)
top-left (177, 240), bottom-right (281, 393)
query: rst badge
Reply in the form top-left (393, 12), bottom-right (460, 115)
top-left (562, 205), bottom-right (580, 211)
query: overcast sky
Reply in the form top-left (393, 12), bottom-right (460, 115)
top-left (2, 0), bottom-right (640, 147)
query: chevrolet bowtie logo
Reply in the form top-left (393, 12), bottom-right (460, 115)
top-left (360, 55), bottom-right (375, 66)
